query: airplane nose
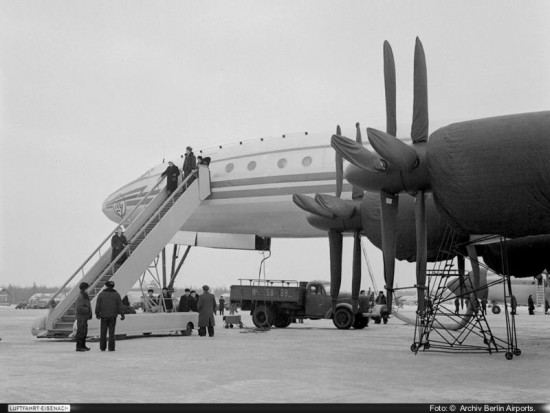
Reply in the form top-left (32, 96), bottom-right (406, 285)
top-left (102, 190), bottom-right (124, 223)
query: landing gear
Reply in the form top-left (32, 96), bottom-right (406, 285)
top-left (492, 305), bottom-right (501, 314)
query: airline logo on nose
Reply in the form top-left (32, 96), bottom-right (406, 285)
top-left (113, 199), bottom-right (127, 218)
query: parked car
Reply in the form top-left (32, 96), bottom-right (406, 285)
top-left (15, 302), bottom-right (27, 309)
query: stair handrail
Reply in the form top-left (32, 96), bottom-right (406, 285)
top-left (48, 173), bottom-right (169, 303)
top-left (87, 170), bottom-right (200, 293)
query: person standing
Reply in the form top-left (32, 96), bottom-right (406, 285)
top-left (454, 297), bottom-right (460, 316)
top-left (511, 295), bottom-right (517, 315)
top-left (161, 161), bottom-right (180, 194)
top-left (178, 288), bottom-right (192, 312)
top-left (111, 227), bottom-right (128, 268)
top-left (528, 295), bottom-right (535, 315)
top-left (481, 296), bottom-right (487, 315)
top-left (182, 146), bottom-right (196, 186)
top-left (218, 296), bottom-right (226, 316)
top-left (160, 287), bottom-right (174, 312)
top-left (95, 280), bottom-right (125, 351)
top-left (75, 282), bottom-right (92, 352)
top-left (197, 285), bottom-right (217, 337)
top-left (189, 290), bottom-right (198, 312)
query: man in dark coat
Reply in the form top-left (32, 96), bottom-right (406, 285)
top-left (182, 146), bottom-right (196, 186)
top-left (178, 288), bottom-right (192, 312)
top-left (197, 285), bottom-right (217, 337)
top-left (528, 295), bottom-right (535, 315)
top-left (75, 282), bottom-right (92, 352)
top-left (511, 295), bottom-right (518, 315)
top-left (161, 161), bottom-right (180, 194)
top-left (111, 227), bottom-right (128, 268)
top-left (218, 296), bottom-right (225, 316)
top-left (95, 280), bottom-right (125, 351)
top-left (160, 287), bottom-right (174, 312)
top-left (189, 290), bottom-right (198, 312)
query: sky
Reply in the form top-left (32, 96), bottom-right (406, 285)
top-left (1, 0), bottom-right (549, 292)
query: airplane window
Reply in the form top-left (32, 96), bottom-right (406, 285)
top-left (247, 161), bottom-right (257, 171)
top-left (225, 163), bottom-right (234, 173)
top-left (302, 156), bottom-right (312, 167)
top-left (277, 158), bottom-right (287, 168)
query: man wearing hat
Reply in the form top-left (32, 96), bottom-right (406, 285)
top-left (75, 282), bottom-right (92, 352)
top-left (182, 146), bottom-right (196, 187)
top-left (95, 280), bottom-right (125, 351)
top-left (178, 288), bottom-right (192, 312)
top-left (161, 161), bottom-right (181, 194)
top-left (197, 285), bottom-right (217, 337)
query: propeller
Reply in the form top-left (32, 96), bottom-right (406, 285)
top-left (331, 37), bottom-right (431, 315)
top-left (294, 122), bottom-right (366, 317)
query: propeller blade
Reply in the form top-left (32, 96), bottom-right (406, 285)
top-left (411, 37), bottom-right (429, 143)
top-left (379, 191), bottom-right (399, 313)
top-left (351, 231), bottom-right (362, 313)
top-left (383, 41), bottom-right (397, 137)
top-left (414, 191), bottom-right (427, 313)
top-left (292, 194), bottom-right (334, 219)
top-left (329, 229), bottom-right (343, 313)
top-left (352, 123), bottom-right (365, 200)
top-left (335, 125), bottom-right (343, 198)
top-left (331, 134), bottom-right (386, 172)
top-left (314, 194), bottom-right (357, 219)
top-left (367, 128), bottom-right (418, 171)
top-left (355, 122), bottom-right (363, 144)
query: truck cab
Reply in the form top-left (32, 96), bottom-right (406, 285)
top-left (304, 281), bottom-right (332, 318)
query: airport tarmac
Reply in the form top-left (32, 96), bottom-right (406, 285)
top-left (0, 305), bottom-right (549, 404)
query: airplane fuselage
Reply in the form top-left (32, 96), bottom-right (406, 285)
top-left (103, 131), bottom-right (362, 239)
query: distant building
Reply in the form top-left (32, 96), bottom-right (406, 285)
top-left (0, 288), bottom-right (11, 306)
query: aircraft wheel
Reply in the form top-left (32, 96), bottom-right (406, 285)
top-left (513, 348), bottom-right (521, 356)
top-left (505, 352), bottom-right (513, 360)
top-left (492, 305), bottom-right (501, 315)
top-left (333, 307), bottom-right (355, 330)
top-left (411, 343), bottom-right (417, 352)
top-left (252, 305), bottom-right (274, 328)
top-left (224, 324), bottom-right (229, 329)
top-left (143, 332), bottom-right (152, 336)
top-left (383, 316), bottom-right (388, 325)
top-left (373, 317), bottom-right (382, 324)
top-left (424, 342), bottom-right (430, 350)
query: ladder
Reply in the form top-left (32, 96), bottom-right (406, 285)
top-left (39, 166), bottom-right (211, 337)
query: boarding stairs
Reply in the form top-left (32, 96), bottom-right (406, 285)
top-left (39, 166), bottom-right (211, 337)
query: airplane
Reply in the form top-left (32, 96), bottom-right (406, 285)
top-left (330, 37), bottom-right (550, 312)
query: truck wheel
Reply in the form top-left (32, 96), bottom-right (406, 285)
top-left (353, 315), bottom-right (369, 329)
top-left (273, 314), bottom-right (292, 328)
top-left (252, 305), bottom-right (273, 328)
top-left (333, 307), bottom-right (355, 329)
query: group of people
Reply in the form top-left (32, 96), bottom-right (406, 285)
top-left (177, 285), bottom-right (217, 337)
top-left (161, 146), bottom-right (212, 194)
top-left (75, 280), bottom-right (126, 352)
top-left (143, 287), bottom-right (175, 313)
